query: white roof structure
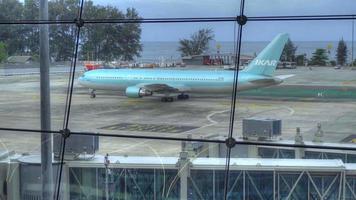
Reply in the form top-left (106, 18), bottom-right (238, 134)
top-left (11, 154), bottom-right (354, 173)
top-left (59, 155), bottom-right (347, 172)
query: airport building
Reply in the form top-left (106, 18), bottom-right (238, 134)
top-left (3, 144), bottom-right (356, 199)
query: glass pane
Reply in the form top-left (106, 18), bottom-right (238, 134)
top-left (227, 143), bottom-right (348, 199)
top-left (69, 22), bottom-right (238, 139)
top-left (0, 131), bottom-right (64, 199)
top-left (235, 20), bottom-right (356, 143)
top-left (0, 130), bottom-right (42, 154)
top-left (0, 24), bottom-right (76, 130)
top-left (83, 0), bottom-right (240, 19)
top-left (52, 135), bottom-right (227, 199)
top-left (0, 0), bottom-right (80, 21)
top-left (225, 18), bottom-right (356, 198)
top-left (245, 0), bottom-right (356, 17)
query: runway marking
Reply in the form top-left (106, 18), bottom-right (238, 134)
top-left (100, 122), bottom-right (198, 133)
top-left (180, 109), bottom-right (230, 137)
top-left (282, 105), bottom-right (295, 115)
top-left (341, 134), bottom-right (356, 143)
top-left (206, 109), bottom-right (230, 125)
top-left (107, 109), bottom-right (229, 154)
top-left (248, 105), bottom-right (295, 117)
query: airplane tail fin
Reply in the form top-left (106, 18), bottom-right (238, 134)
top-left (243, 33), bottom-right (289, 76)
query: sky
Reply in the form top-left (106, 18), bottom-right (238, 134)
top-left (92, 0), bottom-right (356, 41)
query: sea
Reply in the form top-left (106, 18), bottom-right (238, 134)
top-left (138, 41), bottom-right (356, 63)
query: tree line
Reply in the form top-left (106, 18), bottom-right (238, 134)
top-left (0, 0), bottom-right (142, 62)
top-left (178, 29), bottom-right (355, 67)
top-left (281, 38), bottom-right (354, 67)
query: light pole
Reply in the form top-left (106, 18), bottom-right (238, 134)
top-left (104, 154), bottom-right (110, 200)
top-left (39, 0), bottom-right (53, 199)
top-left (352, 17), bottom-right (354, 68)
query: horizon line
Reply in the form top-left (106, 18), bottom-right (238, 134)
top-left (141, 40), bottom-right (356, 42)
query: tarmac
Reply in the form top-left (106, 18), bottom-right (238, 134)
top-left (0, 65), bottom-right (356, 156)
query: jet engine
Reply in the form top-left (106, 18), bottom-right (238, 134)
top-left (125, 86), bottom-right (152, 98)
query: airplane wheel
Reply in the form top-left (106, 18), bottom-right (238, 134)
top-left (178, 94), bottom-right (189, 100)
top-left (161, 97), bottom-right (173, 102)
top-left (89, 89), bottom-right (96, 98)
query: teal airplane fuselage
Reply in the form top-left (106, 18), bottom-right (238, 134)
top-left (78, 33), bottom-right (291, 99)
top-left (79, 68), bottom-right (279, 93)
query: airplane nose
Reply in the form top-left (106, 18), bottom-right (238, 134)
top-left (78, 76), bottom-right (87, 85)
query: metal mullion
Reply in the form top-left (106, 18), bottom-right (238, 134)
top-left (0, 20), bottom-right (74, 25)
top-left (70, 131), bottom-right (225, 144)
top-left (3, 14), bottom-right (356, 25)
top-left (223, 0), bottom-right (246, 199)
top-left (70, 130), bottom-right (356, 151)
top-left (0, 127), bottom-right (60, 134)
top-left (55, 0), bottom-right (85, 199)
top-left (249, 14), bottom-right (356, 21)
top-left (2, 126), bottom-right (356, 151)
top-left (84, 17), bottom-right (237, 24)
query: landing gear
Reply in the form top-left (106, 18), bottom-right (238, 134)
top-left (89, 89), bottom-right (96, 98)
top-left (161, 97), bottom-right (174, 102)
top-left (177, 94), bottom-right (189, 100)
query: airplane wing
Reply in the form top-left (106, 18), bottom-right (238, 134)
top-left (138, 83), bottom-right (189, 94)
top-left (249, 78), bottom-right (277, 84)
top-left (249, 74), bottom-right (295, 85)
top-left (275, 74), bottom-right (295, 80)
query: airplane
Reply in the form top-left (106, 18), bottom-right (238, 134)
top-left (78, 33), bottom-right (293, 102)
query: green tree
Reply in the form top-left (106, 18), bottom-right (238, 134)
top-left (336, 38), bottom-right (347, 66)
top-left (48, 0), bottom-right (78, 61)
top-left (0, 0), bottom-right (26, 55)
top-left (178, 28), bottom-right (214, 56)
top-left (0, 42), bottom-right (7, 62)
top-left (23, 0), bottom-right (39, 56)
top-left (81, 2), bottom-right (142, 61)
top-left (0, 0), bottom-right (143, 62)
top-left (281, 38), bottom-right (297, 62)
top-left (330, 60), bottom-right (337, 66)
top-left (310, 48), bottom-right (328, 66)
top-left (295, 54), bottom-right (306, 66)
top-left (119, 8), bottom-right (142, 61)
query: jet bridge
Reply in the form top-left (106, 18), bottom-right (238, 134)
top-left (3, 155), bottom-right (355, 200)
